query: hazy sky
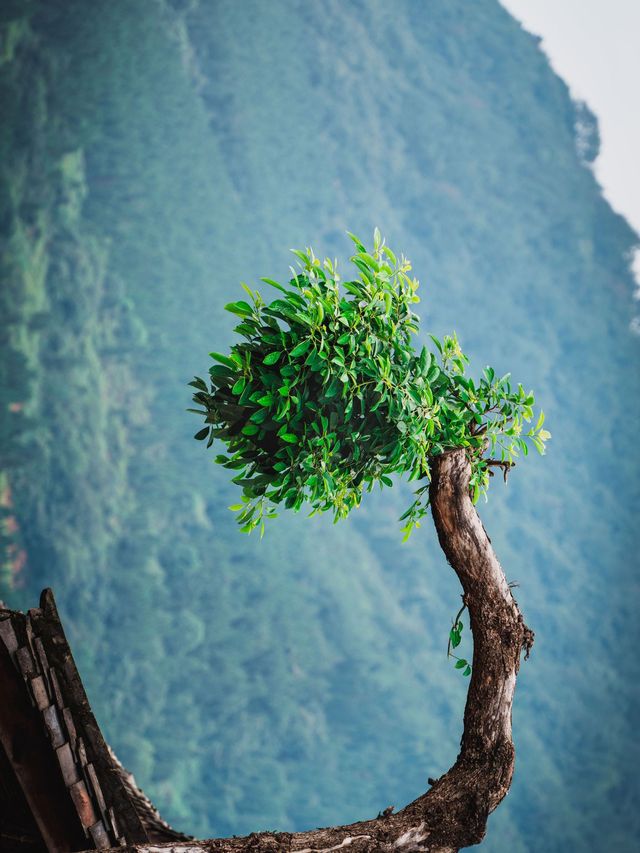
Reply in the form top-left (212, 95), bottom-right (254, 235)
top-left (501, 0), bottom-right (640, 239)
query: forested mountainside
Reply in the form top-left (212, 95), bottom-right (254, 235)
top-left (1, 1), bottom-right (638, 850)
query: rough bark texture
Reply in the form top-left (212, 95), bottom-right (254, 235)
top-left (86, 448), bottom-right (532, 853)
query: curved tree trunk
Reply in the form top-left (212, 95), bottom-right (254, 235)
top-left (91, 448), bottom-right (533, 853)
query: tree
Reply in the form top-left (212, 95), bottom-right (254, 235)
top-left (183, 232), bottom-right (549, 852)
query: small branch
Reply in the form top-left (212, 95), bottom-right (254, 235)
top-left (485, 459), bottom-right (515, 482)
top-left (446, 595), bottom-right (468, 658)
top-left (522, 625), bottom-right (535, 660)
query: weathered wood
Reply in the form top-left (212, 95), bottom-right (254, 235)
top-left (56, 742), bottom-right (81, 787)
top-left (86, 763), bottom-right (107, 814)
top-left (30, 675), bottom-right (50, 710)
top-left (79, 448), bottom-right (531, 853)
top-left (2, 589), bottom-right (191, 848)
top-left (42, 705), bottom-right (66, 749)
top-left (0, 615), bottom-right (19, 655)
top-left (29, 589), bottom-right (152, 846)
top-left (68, 780), bottom-right (98, 829)
top-left (34, 636), bottom-right (51, 676)
top-left (88, 820), bottom-right (112, 850)
top-left (0, 642), bottom-right (87, 852)
top-left (15, 646), bottom-right (38, 679)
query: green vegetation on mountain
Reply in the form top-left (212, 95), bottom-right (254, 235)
top-left (1, 1), bottom-right (638, 851)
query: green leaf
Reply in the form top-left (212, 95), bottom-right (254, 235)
top-left (250, 408), bottom-right (268, 423)
top-left (382, 245), bottom-right (397, 265)
top-left (346, 231), bottom-right (366, 252)
top-left (290, 339), bottom-right (311, 357)
top-left (242, 423), bottom-right (260, 436)
top-left (429, 334), bottom-right (443, 354)
top-left (194, 427), bottom-right (210, 441)
top-left (261, 277), bottom-right (288, 293)
top-left (238, 383), bottom-right (253, 405)
top-left (209, 351), bottom-right (238, 370)
top-left (232, 376), bottom-right (246, 395)
top-left (224, 300), bottom-right (254, 317)
top-left (324, 379), bottom-right (341, 398)
top-left (463, 666), bottom-right (472, 677)
top-left (352, 258), bottom-right (375, 283)
top-left (280, 433), bottom-right (298, 444)
top-left (240, 282), bottom-right (255, 302)
top-left (455, 659), bottom-right (467, 669)
top-left (188, 377), bottom-right (208, 391)
top-left (263, 351), bottom-right (282, 365)
top-left (357, 252), bottom-right (380, 272)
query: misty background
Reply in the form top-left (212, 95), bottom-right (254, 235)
top-left (1, 1), bottom-right (639, 851)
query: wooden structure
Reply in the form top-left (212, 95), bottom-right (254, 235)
top-left (0, 589), bottom-right (189, 852)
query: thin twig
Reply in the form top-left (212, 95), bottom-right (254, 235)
top-left (447, 595), bottom-right (468, 658)
top-left (485, 459), bottom-right (515, 482)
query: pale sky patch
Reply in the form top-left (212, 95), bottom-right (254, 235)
top-left (500, 0), bottom-right (640, 238)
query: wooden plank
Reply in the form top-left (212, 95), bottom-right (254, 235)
top-left (25, 613), bottom-right (39, 663)
top-left (42, 705), bottom-right (66, 749)
top-left (76, 736), bottom-right (88, 768)
top-left (49, 667), bottom-right (65, 708)
top-left (15, 646), bottom-right (38, 679)
top-left (30, 675), bottom-right (50, 710)
top-left (62, 707), bottom-right (78, 750)
top-left (89, 820), bottom-right (112, 850)
top-left (108, 806), bottom-right (119, 839)
top-left (68, 780), bottom-right (97, 828)
top-left (0, 616), bottom-right (18, 655)
top-left (56, 743), bottom-right (80, 787)
top-left (86, 763), bottom-right (107, 813)
top-left (34, 636), bottom-right (51, 677)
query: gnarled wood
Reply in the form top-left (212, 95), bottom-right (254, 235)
top-left (83, 448), bottom-right (531, 853)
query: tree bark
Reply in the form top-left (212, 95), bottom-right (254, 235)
top-left (89, 448), bottom-right (532, 853)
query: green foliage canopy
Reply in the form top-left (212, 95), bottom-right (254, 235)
top-left (191, 231), bottom-right (550, 536)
